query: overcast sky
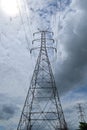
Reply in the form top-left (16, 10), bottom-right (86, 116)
top-left (0, 0), bottom-right (87, 130)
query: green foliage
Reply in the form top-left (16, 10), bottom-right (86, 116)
top-left (78, 122), bottom-right (87, 130)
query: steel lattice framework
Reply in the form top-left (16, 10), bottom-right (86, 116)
top-left (17, 30), bottom-right (68, 130)
top-left (77, 103), bottom-right (86, 123)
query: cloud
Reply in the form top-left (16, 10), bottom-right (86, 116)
top-left (51, 0), bottom-right (87, 94)
top-left (0, 104), bottom-right (18, 120)
top-left (0, 126), bottom-right (5, 130)
top-left (26, 0), bottom-right (71, 30)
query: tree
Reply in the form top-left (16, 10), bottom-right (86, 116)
top-left (78, 122), bottom-right (87, 130)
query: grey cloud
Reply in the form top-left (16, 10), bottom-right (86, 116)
top-left (0, 93), bottom-right (23, 125)
top-left (27, 0), bottom-right (71, 30)
top-left (0, 104), bottom-right (18, 120)
top-left (73, 0), bottom-right (87, 10)
top-left (2, 105), bottom-right (15, 115)
top-left (54, 0), bottom-right (87, 94)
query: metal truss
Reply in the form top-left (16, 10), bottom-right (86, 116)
top-left (17, 30), bottom-right (68, 130)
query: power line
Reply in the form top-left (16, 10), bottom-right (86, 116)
top-left (50, 0), bottom-right (62, 72)
top-left (16, 0), bottom-right (31, 51)
top-left (22, 0), bottom-right (33, 37)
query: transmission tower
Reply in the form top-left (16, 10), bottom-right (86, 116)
top-left (17, 30), bottom-right (68, 130)
top-left (77, 103), bottom-right (86, 123)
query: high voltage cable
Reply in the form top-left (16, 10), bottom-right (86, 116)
top-left (22, 0), bottom-right (37, 67)
top-left (21, 0), bottom-right (38, 66)
top-left (16, 0), bottom-right (30, 51)
top-left (50, 0), bottom-right (62, 70)
top-left (22, 0), bottom-right (33, 38)
top-left (17, 0), bottom-right (38, 70)
top-left (50, 0), bottom-right (62, 72)
top-left (24, 0), bottom-right (39, 67)
top-left (52, 0), bottom-right (62, 52)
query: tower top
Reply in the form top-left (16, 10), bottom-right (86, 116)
top-left (30, 30), bottom-right (57, 53)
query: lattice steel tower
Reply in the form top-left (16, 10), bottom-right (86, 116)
top-left (17, 30), bottom-right (68, 130)
top-left (77, 103), bottom-right (86, 123)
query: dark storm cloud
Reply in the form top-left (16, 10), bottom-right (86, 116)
top-left (0, 93), bottom-right (20, 121)
top-left (0, 104), bottom-right (18, 120)
top-left (2, 105), bottom-right (15, 114)
top-left (55, 0), bottom-right (87, 94)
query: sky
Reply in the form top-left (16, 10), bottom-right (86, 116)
top-left (0, 0), bottom-right (87, 130)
